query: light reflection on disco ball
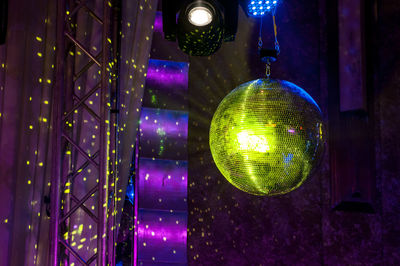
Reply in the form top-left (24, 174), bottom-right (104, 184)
top-left (209, 79), bottom-right (324, 196)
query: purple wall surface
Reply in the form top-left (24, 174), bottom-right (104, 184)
top-left (137, 209), bottom-right (187, 264)
top-left (138, 158), bottom-right (188, 210)
top-left (139, 107), bottom-right (189, 160)
top-left (136, 57), bottom-right (189, 265)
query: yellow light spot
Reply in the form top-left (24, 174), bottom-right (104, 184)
top-left (29, 125), bottom-right (33, 130)
top-left (4, 219), bottom-right (8, 223)
top-left (46, 79), bottom-right (51, 84)
top-left (38, 162), bottom-right (43, 167)
top-left (36, 36), bottom-right (42, 42)
top-left (26, 161), bottom-right (30, 165)
top-left (27, 180), bottom-right (31, 185)
top-left (37, 52), bottom-right (42, 57)
top-left (44, 100), bottom-right (48, 105)
top-left (78, 224), bottom-right (83, 234)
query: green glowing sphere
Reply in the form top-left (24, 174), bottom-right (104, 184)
top-left (209, 79), bottom-right (324, 196)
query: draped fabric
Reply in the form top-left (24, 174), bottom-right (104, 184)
top-left (0, 0), bottom-right (57, 264)
top-left (117, 0), bottom-right (159, 231)
top-left (0, 0), bottom-right (157, 264)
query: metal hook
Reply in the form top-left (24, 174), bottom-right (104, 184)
top-left (266, 60), bottom-right (271, 79)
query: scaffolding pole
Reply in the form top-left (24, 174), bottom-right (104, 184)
top-left (50, 0), bottom-right (118, 265)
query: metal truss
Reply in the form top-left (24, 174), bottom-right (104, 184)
top-left (50, 0), bottom-right (119, 265)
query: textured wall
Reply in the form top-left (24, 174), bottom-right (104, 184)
top-left (187, 0), bottom-right (400, 265)
top-left (377, 0), bottom-right (400, 264)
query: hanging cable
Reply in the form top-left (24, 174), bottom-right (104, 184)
top-left (272, 7), bottom-right (280, 55)
top-left (258, 16), bottom-right (263, 51)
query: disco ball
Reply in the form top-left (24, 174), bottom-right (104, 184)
top-left (209, 79), bottom-right (324, 196)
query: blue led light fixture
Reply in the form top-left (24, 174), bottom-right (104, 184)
top-left (248, 0), bottom-right (278, 17)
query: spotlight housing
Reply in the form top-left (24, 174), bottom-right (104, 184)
top-left (162, 0), bottom-right (239, 56)
top-left (177, 0), bottom-right (224, 56)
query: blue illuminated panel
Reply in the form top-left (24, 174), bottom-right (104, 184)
top-left (248, 0), bottom-right (278, 16)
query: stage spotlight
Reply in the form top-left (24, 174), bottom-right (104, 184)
top-left (162, 0), bottom-right (239, 56)
top-left (177, 0), bottom-right (224, 56)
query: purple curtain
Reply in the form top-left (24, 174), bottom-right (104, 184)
top-left (0, 0), bottom-right (56, 264)
top-left (117, 0), bottom-right (159, 231)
